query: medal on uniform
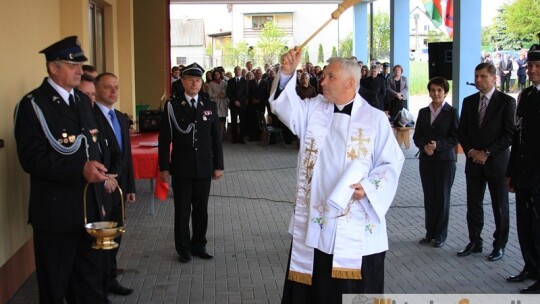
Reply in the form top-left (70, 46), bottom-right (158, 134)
top-left (200, 101), bottom-right (204, 106)
top-left (181, 101), bottom-right (187, 106)
top-left (68, 135), bottom-right (76, 143)
top-left (62, 132), bottom-right (68, 138)
top-left (89, 128), bottom-right (99, 142)
top-left (202, 116), bottom-right (207, 121)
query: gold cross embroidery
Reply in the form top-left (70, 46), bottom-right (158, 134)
top-left (348, 128), bottom-right (370, 159)
top-left (303, 138), bottom-right (318, 170)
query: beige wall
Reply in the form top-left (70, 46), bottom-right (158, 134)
top-left (134, 0), bottom-right (169, 110)
top-left (0, 0), bottom-right (139, 300)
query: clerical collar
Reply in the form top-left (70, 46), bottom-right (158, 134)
top-left (334, 101), bottom-right (354, 115)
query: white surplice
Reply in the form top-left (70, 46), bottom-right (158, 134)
top-left (269, 72), bottom-right (404, 285)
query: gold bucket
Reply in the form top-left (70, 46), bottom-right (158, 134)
top-left (83, 183), bottom-right (126, 250)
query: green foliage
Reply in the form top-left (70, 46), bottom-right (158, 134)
top-left (331, 46), bottom-right (337, 58)
top-left (303, 47), bottom-right (310, 64)
top-left (367, 12), bottom-right (390, 60)
top-left (318, 44), bottom-right (324, 64)
top-left (339, 33), bottom-right (353, 58)
top-left (205, 44), bottom-right (213, 56)
top-left (426, 30), bottom-right (451, 43)
top-left (255, 21), bottom-right (287, 65)
top-left (501, 0), bottom-right (540, 49)
top-left (221, 40), bottom-right (250, 66)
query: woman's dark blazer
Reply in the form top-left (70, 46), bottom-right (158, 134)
top-left (413, 102), bottom-right (459, 161)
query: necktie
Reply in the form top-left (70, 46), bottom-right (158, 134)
top-left (68, 94), bottom-right (77, 113)
top-left (190, 98), bottom-right (196, 109)
top-left (108, 109), bottom-right (123, 152)
top-left (478, 95), bottom-right (488, 127)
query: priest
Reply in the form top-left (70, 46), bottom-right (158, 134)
top-left (270, 49), bottom-right (404, 303)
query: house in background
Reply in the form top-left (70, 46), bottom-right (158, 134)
top-left (409, 5), bottom-right (447, 60)
top-left (208, 31), bottom-right (231, 68)
top-left (170, 18), bottom-right (207, 67)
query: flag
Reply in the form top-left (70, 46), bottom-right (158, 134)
top-left (423, 0), bottom-right (443, 28)
top-left (445, 0), bottom-right (454, 38)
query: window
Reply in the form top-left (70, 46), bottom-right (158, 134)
top-left (252, 15), bottom-right (273, 29)
top-left (176, 57), bottom-right (187, 65)
top-left (89, 1), bottom-right (105, 73)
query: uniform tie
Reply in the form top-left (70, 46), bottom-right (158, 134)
top-left (190, 98), bottom-right (197, 109)
top-left (478, 95), bottom-right (488, 127)
top-left (108, 109), bottom-right (123, 152)
top-left (68, 94), bottom-right (77, 113)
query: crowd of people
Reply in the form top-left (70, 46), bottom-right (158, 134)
top-left (12, 34), bottom-right (540, 304)
top-left (481, 48), bottom-right (530, 93)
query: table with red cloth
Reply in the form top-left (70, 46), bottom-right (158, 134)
top-left (130, 132), bottom-right (169, 214)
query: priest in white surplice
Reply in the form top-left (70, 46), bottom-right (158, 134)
top-left (271, 50), bottom-right (404, 303)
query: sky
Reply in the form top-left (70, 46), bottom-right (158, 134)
top-left (170, 0), bottom-right (513, 31)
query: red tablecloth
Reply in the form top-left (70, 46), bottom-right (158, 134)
top-left (130, 132), bottom-right (168, 200)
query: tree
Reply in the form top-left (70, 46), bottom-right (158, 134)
top-left (318, 44), bottom-right (324, 64)
top-left (222, 40), bottom-right (249, 66)
top-left (339, 33), bottom-right (353, 58)
top-left (331, 46), bottom-right (338, 58)
top-left (367, 12), bottom-right (391, 60)
top-left (304, 47), bottom-right (310, 64)
top-left (255, 21), bottom-right (288, 65)
top-left (501, 0), bottom-right (540, 49)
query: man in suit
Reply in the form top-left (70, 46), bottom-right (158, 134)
top-left (227, 66), bottom-right (249, 143)
top-left (361, 65), bottom-right (387, 111)
top-left (457, 62), bottom-right (515, 262)
top-left (498, 53), bottom-right (513, 93)
top-left (14, 36), bottom-right (113, 303)
top-left (158, 63), bottom-right (224, 263)
top-left (247, 68), bottom-right (270, 141)
top-left (505, 44), bottom-right (540, 294)
top-left (93, 72), bottom-right (136, 296)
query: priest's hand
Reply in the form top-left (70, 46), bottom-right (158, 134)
top-left (280, 47), bottom-right (302, 76)
top-left (350, 183), bottom-right (366, 200)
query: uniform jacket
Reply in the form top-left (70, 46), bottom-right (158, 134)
top-left (413, 102), bottom-right (459, 161)
top-left (458, 90), bottom-right (515, 177)
top-left (507, 86), bottom-right (540, 189)
top-left (93, 105), bottom-right (136, 197)
top-left (227, 77), bottom-right (249, 109)
top-left (15, 78), bottom-right (110, 232)
top-left (158, 94), bottom-right (224, 179)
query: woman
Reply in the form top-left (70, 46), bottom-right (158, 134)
top-left (295, 72), bottom-right (317, 99)
top-left (360, 65), bottom-right (369, 80)
top-left (207, 69), bottom-right (228, 139)
top-left (413, 77), bottom-right (459, 248)
top-left (386, 64), bottom-right (409, 121)
top-left (202, 70), bottom-right (213, 93)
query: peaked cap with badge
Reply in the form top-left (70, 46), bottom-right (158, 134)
top-left (528, 44), bottom-right (540, 62)
top-left (181, 62), bottom-right (204, 78)
top-left (39, 35), bottom-right (88, 63)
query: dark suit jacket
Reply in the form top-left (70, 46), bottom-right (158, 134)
top-left (158, 93), bottom-right (224, 179)
top-left (498, 59), bottom-right (513, 75)
top-left (361, 76), bottom-right (387, 109)
top-left (358, 87), bottom-right (383, 111)
top-left (227, 77), bottom-right (249, 109)
top-left (14, 78), bottom-right (108, 232)
top-left (93, 105), bottom-right (136, 198)
top-left (458, 90), bottom-right (515, 176)
top-left (507, 86), bottom-right (540, 189)
top-left (413, 103), bottom-right (459, 161)
top-left (248, 79), bottom-right (270, 110)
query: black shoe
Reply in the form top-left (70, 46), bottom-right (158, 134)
top-left (520, 280), bottom-right (540, 294)
top-left (487, 247), bottom-right (504, 261)
top-left (434, 240), bottom-right (445, 248)
top-left (178, 250), bottom-right (192, 263)
top-left (507, 270), bottom-right (539, 282)
top-left (419, 237), bottom-right (432, 244)
top-left (192, 249), bottom-right (214, 259)
top-left (108, 279), bottom-right (134, 295)
top-left (457, 242), bottom-right (482, 257)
